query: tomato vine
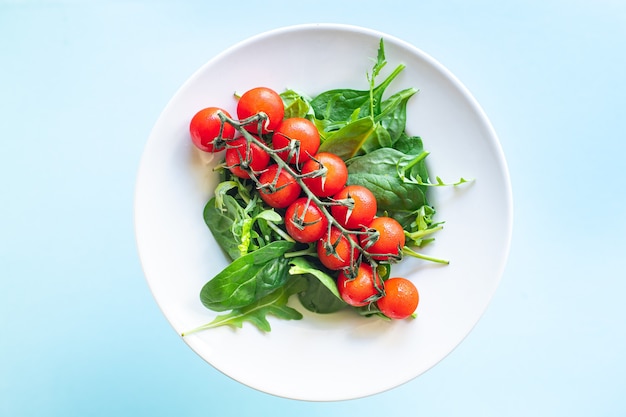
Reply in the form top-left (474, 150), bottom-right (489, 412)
top-left (182, 39), bottom-right (470, 335)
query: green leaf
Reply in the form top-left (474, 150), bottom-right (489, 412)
top-left (289, 258), bottom-right (341, 298)
top-left (310, 64), bottom-right (405, 125)
top-left (200, 240), bottom-right (295, 312)
top-left (203, 195), bottom-right (245, 261)
top-left (372, 38), bottom-right (387, 79)
top-left (317, 117), bottom-right (376, 160)
top-left (311, 88), bottom-right (372, 124)
top-left (376, 87), bottom-right (418, 144)
top-left (289, 257), bottom-right (346, 314)
top-left (183, 278), bottom-right (306, 334)
top-left (281, 89), bottom-right (314, 119)
top-left (298, 277), bottom-right (347, 314)
top-left (254, 209), bottom-right (283, 223)
top-left (393, 133), bottom-right (425, 155)
top-left (347, 148), bottom-right (430, 218)
top-left (359, 122), bottom-right (392, 154)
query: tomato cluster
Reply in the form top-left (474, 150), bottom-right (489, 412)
top-left (188, 86), bottom-right (419, 321)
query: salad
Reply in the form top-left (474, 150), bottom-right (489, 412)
top-left (182, 40), bottom-right (468, 335)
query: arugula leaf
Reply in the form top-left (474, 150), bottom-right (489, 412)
top-left (280, 89), bottom-right (314, 119)
top-left (204, 175), bottom-right (289, 259)
top-left (183, 278), bottom-right (306, 334)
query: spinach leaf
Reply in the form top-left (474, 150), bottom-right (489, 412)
top-left (317, 88), bottom-right (417, 158)
top-left (317, 117), bottom-right (376, 160)
top-left (200, 240), bottom-right (295, 312)
top-left (288, 257), bottom-right (346, 314)
top-left (346, 148), bottom-right (430, 220)
top-left (297, 275), bottom-right (347, 314)
top-left (183, 278), bottom-right (307, 334)
top-left (203, 195), bottom-right (244, 261)
top-left (393, 133), bottom-right (425, 156)
top-left (376, 87), bottom-right (418, 144)
top-left (359, 122), bottom-right (392, 154)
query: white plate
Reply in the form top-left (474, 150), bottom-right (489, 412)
top-left (134, 23), bottom-right (513, 401)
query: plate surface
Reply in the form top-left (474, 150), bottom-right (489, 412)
top-left (134, 23), bottom-right (513, 401)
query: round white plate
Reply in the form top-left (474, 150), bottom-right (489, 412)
top-left (134, 23), bottom-right (513, 401)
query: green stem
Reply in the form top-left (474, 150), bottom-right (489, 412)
top-left (404, 224), bottom-right (444, 241)
top-left (401, 151), bottom-right (430, 172)
top-left (284, 246), bottom-right (317, 259)
top-left (265, 220), bottom-right (295, 243)
top-left (402, 246), bottom-right (449, 264)
top-left (370, 63), bottom-right (406, 115)
top-left (181, 321), bottom-right (221, 337)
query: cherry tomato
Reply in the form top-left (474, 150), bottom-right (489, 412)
top-left (189, 107), bottom-right (235, 152)
top-left (284, 198), bottom-right (329, 243)
top-left (301, 152), bottom-right (348, 197)
top-left (360, 216), bottom-right (406, 262)
top-left (257, 164), bottom-right (301, 208)
top-left (224, 137), bottom-right (270, 179)
top-left (331, 185), bottom-right (377, 230)
top-left (316, 227), bottom-right (359, 271)
top-left (337, 263), bottom-right (382, 307)
top-left (376, 277), bottom-right (419, 319)
top-left (271, 117), bottom-right (321, 164)
top-left (236, 87), bottom-right (284, 134)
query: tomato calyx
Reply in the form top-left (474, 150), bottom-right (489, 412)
top-left (301, 153), bottom-right (348, 198)
top-left (288, 202), bottom-right (323, 231)
top-left (214, 110), bottom-right (235, 147)
top-left (317, 227), bottom-right (361, 275)
top-left (189, 107), bottom-right (236, 152)
top-left (359, 227), bottom-right (404, 263)
top-left (238, 111), bottom-right (271, 137)
top-left (224, 137), bottom-right (271, 179)
top-left (299, 154), bottom-right (328, 179)
top-left (331, 194), bottom-right (355, 212)
top-left (272, 136), bottom-right (302, 163)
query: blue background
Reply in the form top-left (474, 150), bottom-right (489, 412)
top-left (2, 1), bottom-right (625, 416)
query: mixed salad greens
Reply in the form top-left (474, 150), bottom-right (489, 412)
top-left (182, 39), bottom-right (468, 335)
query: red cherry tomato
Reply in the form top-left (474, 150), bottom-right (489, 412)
top-left (224, 137), bottom-right (270, 179)
top-left (271, 117), bottom-right (321, 164)
top-left (331, 185), bottom-right (377, 230)
top-left (360, 216), bottom-right (406, 262)
top-left (316, 227), bottom-right (359, 271)
top-left (257, 164), bottom-right (301, 208)
top-left (284, 198), bottom-right (328, 243)
top-left (301, 152), bottom-right (348, 197)
top-left (337, 263), bottom-right (382, 307)
top-left (189, 107), bottom-right (235, 152)
top-left (376, 277), bottom-right (419, 319)
top-left (236, 87), bottom-right (284, 134)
